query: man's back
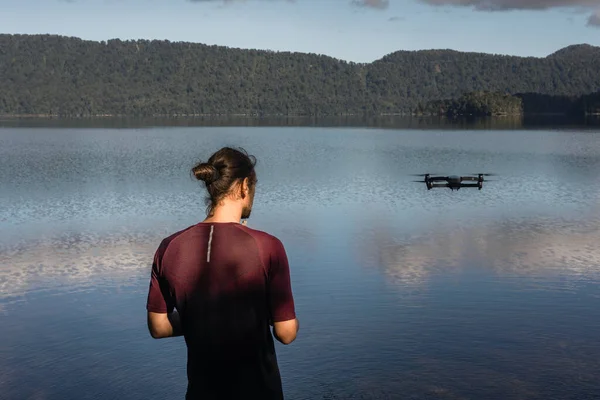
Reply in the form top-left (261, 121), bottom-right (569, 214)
top-left (147, 221), bottom-right (296, 399)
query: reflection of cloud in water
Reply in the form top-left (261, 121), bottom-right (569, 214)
top-left (357, 213), bottom-right (600, 287)
top-left (0, 217), bottom-right (318, 306)
top-left (0, 230), bottom-right (159, 303)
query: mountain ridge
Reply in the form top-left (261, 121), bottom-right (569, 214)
top-left (1, 33), bottom-right (597, 63)
top-left (1, 34), bottom-right (599, 117)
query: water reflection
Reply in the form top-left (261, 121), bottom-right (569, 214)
top-left (0, 230), bottom-right (158, 304)
top-left (0, 213), bottom-right (319, 307)
top-left (1, 114), bottom-right (600, 130)
top-left (357, 212), bottom-right (600, 288)
top-left (2, 125), bottom-right (600, 400)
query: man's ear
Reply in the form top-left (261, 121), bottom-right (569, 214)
top-left (240, 178), bottom-right (248, 199)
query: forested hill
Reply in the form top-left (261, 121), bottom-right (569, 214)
top-left (1, 34), bottom-right (599, 117)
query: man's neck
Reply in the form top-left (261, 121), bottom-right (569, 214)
top-left (203, 204), bottom-right (242, 224)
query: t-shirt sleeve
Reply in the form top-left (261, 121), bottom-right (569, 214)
top-left (146, 242), bottom-right (175, 314)
top-left (267, 237), bottom-right (297, 323)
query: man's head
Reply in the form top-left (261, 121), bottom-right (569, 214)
top-left (192, 147), bottom-right (257, 219)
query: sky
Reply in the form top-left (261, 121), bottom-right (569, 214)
top-left (0, 0), bottom-right (598, 62)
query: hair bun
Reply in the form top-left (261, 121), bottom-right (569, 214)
top-left (193, 163), bottom-right (220, 184)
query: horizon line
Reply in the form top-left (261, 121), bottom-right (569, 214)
top-left (0, 32), bottom-right (597, 63)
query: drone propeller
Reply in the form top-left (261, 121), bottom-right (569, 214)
top-left (469, 173), bottom-right (497, 176)
top-left (409, 173), bottom-right (444, 178)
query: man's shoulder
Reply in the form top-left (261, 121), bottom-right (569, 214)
top-left (156, 224), bottom-right (199, 254)
top-left (236, 224), bottom-right (284, 249)
top-left (236, 225), bottom-right (288, 267)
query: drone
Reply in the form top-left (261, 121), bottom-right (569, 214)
top-left (411, 173), bottom-right (496, 191)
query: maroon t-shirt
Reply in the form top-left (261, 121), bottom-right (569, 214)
top-left (146, 222), bottom-right (296, 399)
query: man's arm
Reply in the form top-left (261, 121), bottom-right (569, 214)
top-left (146, 242), bottom-right (181, 339)
top-left (147, 311), bottom-right (183, 339)
top-left (268, 237), bottom-right (299, 345)
top-left (273, 318), bottom-right (299, 345)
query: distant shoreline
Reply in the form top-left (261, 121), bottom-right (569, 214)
top-left (2, 112), bottom-right (597, 119)
top-left (2, 113), bottom-right (598, 132)
top-left (2, 34), bottom-right (599, 119)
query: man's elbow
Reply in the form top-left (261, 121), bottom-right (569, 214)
top-left (148, 326), bottom-right (168, 339)
top-left (276, 333), bottom-right (297, 345)
top-left (149, 330), bottom-right (160, 339)
top-left (273, 318), bottom-right (299, 345)
top-left (147, 312), bottom-right (172, 339)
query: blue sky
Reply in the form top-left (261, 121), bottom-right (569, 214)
top-left (1, 0), bottom-right (598, 62)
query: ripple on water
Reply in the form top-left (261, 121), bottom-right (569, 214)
top-left (353, 210), bottom-right (600, 291)
top-left (0, 227), bottom-right (162, 305)
top-left (2, 127), bottom-right (600, 399)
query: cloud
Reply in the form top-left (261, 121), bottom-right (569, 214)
top-left (418, 1), bottom-right (600, 27)
top-left (186, 0), bottom-right (295, 3)
top-left (418, 0), bottom-right (599, 11)
top-left (186, 0), bottom-right (390, 9)
top-left (588, 10), bottom-right (600, 27)
top-left (388, 16), bottom-right (405, 21)
top-left (184, 0), bottom-right (391, 7)
top-left (351, 0), bottom-right (390, 9)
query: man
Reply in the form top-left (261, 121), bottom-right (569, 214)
top-left (146, 147), bottom-right (299, 399)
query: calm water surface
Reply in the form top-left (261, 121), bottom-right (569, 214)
top-left (1, 124), bottom-right (600, 400)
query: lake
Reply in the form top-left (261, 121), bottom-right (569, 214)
top-left (1, 118), bottom-right (599, 400)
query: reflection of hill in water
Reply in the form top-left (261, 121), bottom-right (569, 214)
top-left (2, 115), bottom-right (599, 130)
top-left (357, 214), bottom-right (600, 287)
